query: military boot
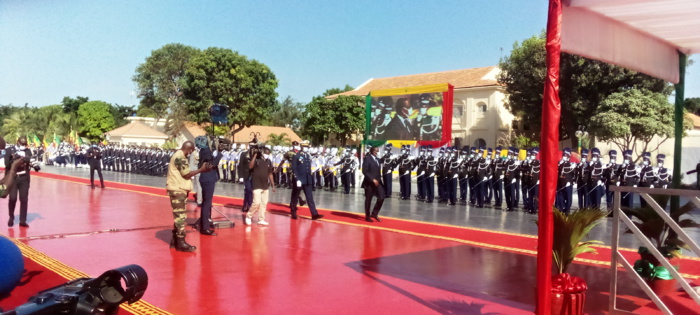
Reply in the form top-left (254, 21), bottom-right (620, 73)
top-left (175, 234), bottom-right (196, 252)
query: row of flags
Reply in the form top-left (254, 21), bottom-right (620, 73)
top-left (25, 130), bottom-right (91, 147)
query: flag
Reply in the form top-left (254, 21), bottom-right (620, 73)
top-left (32, 135), bottom-right (41, 147)
top-left (43, 136), bottom-right (49, 148)
top-left (54, 133), bottom-right (60, 144)
top-left (77, 136), bottom-right (83, 146)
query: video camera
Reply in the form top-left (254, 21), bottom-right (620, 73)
top-left (1, 264), bottom-right (147, 315)
top-left (12, 154), bottom-right (41, 172)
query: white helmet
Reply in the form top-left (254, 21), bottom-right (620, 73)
top-left (239, 144), bottom-right (247, 150)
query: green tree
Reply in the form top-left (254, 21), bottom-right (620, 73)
top-left (302, 91), bottom-right (364, 146)
top-left (111, 104), bottom-right (135, 127)
top-left (270, 96), bottom-right (304, 130)
top-left (684, 97), bottom-right (700, 115)
top-left (589, 89), bottom-right (690, 160)
top-left (77, 101), bottom-right (116, 141)
top-left (61, 96), bottom-right (89, 113)
top-left (133, 43), bottom-right (201, 135)
top-left (497, 33), bottom-right (670, 142)
top-left (2, 109), bottom-right (33, 140)
top-left (183, 47), bottom-right (278, 136)
top-left (267, 132), bottom-right (291, 146)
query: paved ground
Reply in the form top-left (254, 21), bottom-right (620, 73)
top-left (38, 164), bottom-right (700, 253)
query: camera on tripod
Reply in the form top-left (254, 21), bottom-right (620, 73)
top-left (1, 264), bottom-right (148, 315)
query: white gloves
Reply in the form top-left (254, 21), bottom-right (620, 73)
top-left (239, 178), bottom-right (244, 183)
top-left (429, 173), bottom-right (435, 177)
top-left (296, 180), bottom-right (302, 187)
top-left (566, 182), bottom-right (571, 187)
top-left (511, 179), bottom-right (516, 184)
top-left (489, 176), bottom-right (493, 180)
top-left (453, 174), bottom-right (458, 178)
top-left (213, 150), bottom-right (218, 157)
top-left (650, 185), bottom-right (654, 189)
top-left (616, 182), bottom-right (620, 186)
top-left (536, 180), bottom-right (540, 185)
top-left (500, 175), bottom-right (504, 179)
top-left (597, 180), bottom-right (603, 186)
top-left (633, 185), bottom-right (637, 188)
top-left (482, 178), bottom-right (488, 182)
top-left (404, 171), bottom-right (410, 175)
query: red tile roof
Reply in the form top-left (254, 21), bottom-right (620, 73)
top-left (327, 66), bottom-right (500, 98)
top-left (104, 122), bottom-right (168, 138)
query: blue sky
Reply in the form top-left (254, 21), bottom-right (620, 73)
top-left (0, 0), bottom-right (697, 108)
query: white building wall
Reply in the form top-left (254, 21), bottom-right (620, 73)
top-left (451, 86), bottom-right (512, 149)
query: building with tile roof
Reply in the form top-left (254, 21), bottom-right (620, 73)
top-left (104, 121), bottom-right (168, 146)
top-left (328, 66), bottom-right (514, 148)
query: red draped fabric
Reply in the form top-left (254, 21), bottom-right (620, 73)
top-left (537, 1), bottom-right (562, 314)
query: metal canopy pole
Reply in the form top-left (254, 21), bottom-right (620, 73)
top-left (671, 52), bottom-right (686, 211)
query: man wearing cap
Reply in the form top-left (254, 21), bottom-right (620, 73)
top-left (490, 147), bottom-right (505, 209)
top-left (525, 148), bottom-right (540, 214)
top-left (556, 148), bottom-right (575, 214)
top-left (362, 145), bottom-right (385, 222)
top-left (638, 152), bottom-right (655, 208)
top-left (415, 146), bottom-right (428, 201)
top-left (504, 148), bottom-right (520, 212)
top-left (474, 148), bottom-right (491, 208)
top-left (424, 146), bottom-right (437, 203)
top-left (621, 150), bottom-right (638, 209)
top-left (656, 154), bottom-right (670, 189)
top-left (446, 146), bottom-right (461, 206)
top-left (458, 146), bottom-right (471, 204)
top-left (587, 148), bottom-right (605, 208)
top-left (291, 140), bottom-right (324, 220)
top-left (284, 142), bottom-right (306, 216)
top-left (397, 145), bottom-right (414, 200)
top-left (380, 144), bottom-right (397, 198)
top-left (575, 149), bottom-right (590, 209)
top-left (603, 150), bottom-right (620, 209)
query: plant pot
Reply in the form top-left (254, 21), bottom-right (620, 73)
top-left (647, 278), bottom-right (678, 297)
top-left (550, 291), bottom-right (586, 315)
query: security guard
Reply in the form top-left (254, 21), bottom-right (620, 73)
top-left (86, 143), bottom-right (105, 189)
top-left (575, 149), bottom-right (589, 209)
top-left (5, 136), bottom-right (35, 228)
top-left (638, 152), bottom-right (655, 208)
top-left (621, 150), bottom-right (638, 209)
top-left (525, 148), bottom-right (540, 214)
top-left (491, 146), bottom-right (505, 209)
top-left (656, 154), bottom-right (670, 189)
top-left (556, 148), bottom-right (575, 214)
top-left (397, 145), bottom-right (415, 200)
top-left (587, 148), bottom-right (605, 208)
top-left (380, 144), bottom-right (397, 198)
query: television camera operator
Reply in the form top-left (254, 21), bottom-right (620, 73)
top-left (87, 143), bottom-right (105, 189)
top-left (4, 136), bottom-right (40, 228)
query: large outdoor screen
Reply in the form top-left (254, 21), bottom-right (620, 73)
top-left (365, 83), bottom-right (453, 147)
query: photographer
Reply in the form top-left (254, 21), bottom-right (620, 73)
top-left (245, 146), bottom-right (276, 226)
top-left (87, 143), bottom-right (105, 189)
top-left (4, 136), bottom-right (40, 228)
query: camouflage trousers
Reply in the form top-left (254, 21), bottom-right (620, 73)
top-left (168, 190), bottom-right (189, 236)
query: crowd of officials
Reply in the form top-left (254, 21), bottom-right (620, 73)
top-left (4, 135), bottom-right (680, 251)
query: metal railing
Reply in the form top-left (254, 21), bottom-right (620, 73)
top-left (609, 186), bottom-right (700, 314)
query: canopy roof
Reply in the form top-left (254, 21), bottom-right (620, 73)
top-left (562, 0), bottom-right (700, 83)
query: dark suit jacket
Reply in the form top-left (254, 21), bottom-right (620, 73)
top-left (199, 147), bottom-right (223, 183)
top-left (384, 115), bottom-right (415, 140)
top-left (291, 151), bottom-right (314, 185)
top-left (362, 154), bottom-right (383, 188)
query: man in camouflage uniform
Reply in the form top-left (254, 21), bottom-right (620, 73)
top-left (166, 141), bottom-right (211, 252)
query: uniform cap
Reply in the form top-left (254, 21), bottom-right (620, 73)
top-left (563, 148), bottom-right (572, 156)
top-left (608, 150), bottom-right (617, 157)
top-left (581, 148), bottom-right (589, 157)
top-left (591, 148), bottom-right (601, 156)
top-left (623, 150), bottom-right (633, 157)
top-left (300, 140), bottom-right (310, 147)
top-left (657, 154), bottom-right (665, 161)
top-left (531, 147), bottom-right (540, 154)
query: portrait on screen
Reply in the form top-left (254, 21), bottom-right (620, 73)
top-left (369, 92), bottom-right (443, 141)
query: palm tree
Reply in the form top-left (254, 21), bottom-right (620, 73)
top-left (2, 110), bottom-right (33, 140)
top-left (267, 132), bottom-right (291, 146)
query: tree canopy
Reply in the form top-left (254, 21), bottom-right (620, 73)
top-left (497, 33), bottom-right (670, 143)
top-left (183, 47), bottom-right (278, 136)
top-left (133, 43), bottom-right (201, 135)
top-left (588, 89), bottom-right (690, 158)
top-left (77, 101), bottom-right (116, 141)
top-left (302, 86), bottom-right (364, 146)
top-left (269, 96), bottom-right (304, 130)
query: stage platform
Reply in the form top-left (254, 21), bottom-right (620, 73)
top-left (1, 168), bottom-right (699, 314)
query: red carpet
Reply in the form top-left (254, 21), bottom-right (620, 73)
top-left (0, 171), bottom-right (697, 314)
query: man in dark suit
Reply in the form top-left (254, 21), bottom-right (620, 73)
top-left (291, 140), bottom-right (324, 220)
top-left (362, 145), bottom-right (385, 222)
top-left (384, 98), bottom-right (416, 140)
top-left (197, 136), bottom-right (223, 236)
top-left (87, 144), bottom-right (105, 189)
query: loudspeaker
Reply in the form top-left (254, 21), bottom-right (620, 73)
top-left (454, 137), bottom-right (462, 148)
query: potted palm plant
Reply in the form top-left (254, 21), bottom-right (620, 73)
top-left (623, 195), bottom-right (699, 296)
top-left (538, 207), bottom-right (609, 315)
